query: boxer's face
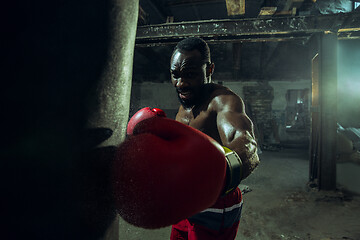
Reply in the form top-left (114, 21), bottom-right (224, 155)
top-left (170, 49), bottom-right (208, 109)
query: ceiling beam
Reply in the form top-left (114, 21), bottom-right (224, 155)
top-left (136, 11), bottom-right (360, 46)
top-left (166, 0), bottom-right (223, 6)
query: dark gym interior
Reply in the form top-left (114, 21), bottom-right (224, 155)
top-left (3, 1), bottom-right (360, 239)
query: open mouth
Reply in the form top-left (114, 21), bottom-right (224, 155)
top-left (177, 87), bottom-right (195, 102)
top-left (179, 91), bottom-right (192, 100)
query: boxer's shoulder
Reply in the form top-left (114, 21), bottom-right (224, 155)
top-left (207, 84), bottom-right (244, 113)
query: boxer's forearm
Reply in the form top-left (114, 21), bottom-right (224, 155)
top-left (226, 131), bottom-right (259, 180)
top-left (239, 148), bottom-right (259, 180)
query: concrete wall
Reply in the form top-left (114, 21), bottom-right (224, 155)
top-left (130, 80), bottom-right (311, 111)
top-left (222, 80), bottom-right (312, 111)
top-left (130, 80), bottom-right (311, 144)
top-left (130, 82), bottom-right (179, 119)
top-left (224, 80), bottom-right (312, 145)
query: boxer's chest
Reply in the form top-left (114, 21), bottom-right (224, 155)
top-left (176, 106), bottom-right (220, 143)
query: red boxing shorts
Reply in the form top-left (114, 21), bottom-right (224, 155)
top-left (170, 187), bottom-right (243, 240)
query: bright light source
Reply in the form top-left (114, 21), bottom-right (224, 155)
top-left (355, 2), bottom-right (360, 9)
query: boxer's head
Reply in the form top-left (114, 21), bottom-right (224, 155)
top-left (170, 37), bottom-right (214, 109)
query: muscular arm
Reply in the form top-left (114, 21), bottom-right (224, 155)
top-left (214, 94), bottom-right (260, 180)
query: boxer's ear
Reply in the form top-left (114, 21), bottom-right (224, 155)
top-left (207, 63), bottom-right (215, 77)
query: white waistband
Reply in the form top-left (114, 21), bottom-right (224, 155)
top-left (200, 199), bottom-right (243, 214)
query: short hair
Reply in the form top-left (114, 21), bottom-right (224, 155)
top-left (173, 37), bottom-right (211, 65)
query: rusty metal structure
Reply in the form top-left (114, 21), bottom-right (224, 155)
top-left (136, 11), bottom-right (360, 46)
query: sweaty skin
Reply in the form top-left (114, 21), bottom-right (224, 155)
top-left (171, 49), bottom-right (259, 180)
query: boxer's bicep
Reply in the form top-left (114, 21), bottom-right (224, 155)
top-left (215, 94), bottom-right (253, 145)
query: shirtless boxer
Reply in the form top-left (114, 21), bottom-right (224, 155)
top-left (112, 37), bottom-right (259, 238)
top-left (170, 37), bottom-right (260, 240)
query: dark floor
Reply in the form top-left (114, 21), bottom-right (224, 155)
top-left (118, 149), bottom-right (360, 240)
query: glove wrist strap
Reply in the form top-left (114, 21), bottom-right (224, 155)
top-left (222, 146), bottom-right (243, 195)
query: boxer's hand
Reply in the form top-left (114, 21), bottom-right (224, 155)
top-left (112, 116), bottom-right (227, 229)
top-left (127, 107), bottom-right (166, 135)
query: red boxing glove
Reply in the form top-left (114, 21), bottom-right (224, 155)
top-left (127, 107), bottom-right (166, 135)
top-left (112, 116), bottom-right (227, 229)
